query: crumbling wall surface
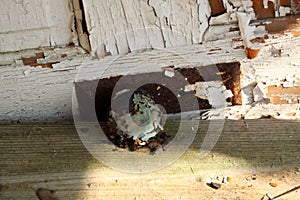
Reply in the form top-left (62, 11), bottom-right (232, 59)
top-left (0, 0), bottom-right (76, 53)
top-left (0, 47), bottom-right (86, 123)
top-left (81, 0), bottom-right (207, 57)
top-left (0, 34), bottom-right (299, 122)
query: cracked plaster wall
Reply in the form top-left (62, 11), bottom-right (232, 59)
top-left (0, 0), bottom-right (76, 53)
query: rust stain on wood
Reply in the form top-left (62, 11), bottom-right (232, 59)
top-left (22, 56), bottom-right (37, 65)
top-left (234, 45), bottom-right (245, 49)
top-left (28, 62), bottom-right (58, 68)
top-left (253, 0), bottom-right (275, 19)
top-left (250, 37), bottom-right (266, 44)
top-left (265, 15), bottom-right (300, 36)
top-left (22, 52), bottom-right (57, 68)
top-left (267, 85), bottom-right (300, 104)
top-left (208, 0), bottom-right (226, 17)
top-left (246, 47), bottom-right (261, 59)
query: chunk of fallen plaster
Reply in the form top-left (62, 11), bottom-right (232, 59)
top-left (244, 104), bottom-right (300, 119)
top-left (194, 81), bottom-right (233, 107)
top-left (253, 83), bottom-right (267, 102)
top-left (184, 84), bottom-right (195, 92)
top-left (279, 6), bottom-right (291, 17)
top-left (162, 67), bottom-right (175, 77)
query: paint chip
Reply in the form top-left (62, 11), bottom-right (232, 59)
top-left (269, 182), bottom-right (278, 187)
top-left (162, 66), bottom-right (175, 77)
top-left (246, 47), bottom-right (261, 59)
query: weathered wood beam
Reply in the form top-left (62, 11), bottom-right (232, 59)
top-left (0, 32), bottom-right (300, 122)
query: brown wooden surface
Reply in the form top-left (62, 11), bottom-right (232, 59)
top-left (0, 119), bottom-right (299, 199)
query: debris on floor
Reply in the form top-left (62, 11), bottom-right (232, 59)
top-left (207, 182), bottom-right (222, 190)
top-left (36, 188), bottom-right (59, 200)
top-left (106, 92), bottom-right (171, 153)
top-left (263, 185), bottom-right (300, 200)
top-left (269, 182), bottom-right (278, 187)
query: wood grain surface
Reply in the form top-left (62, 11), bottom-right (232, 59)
top-left (1, 119), bottom-right (299, 199)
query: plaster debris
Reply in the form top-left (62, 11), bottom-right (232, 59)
top-left (225, 105), bottom-right (251, 120)
top-left (187, 81), bottom-right (234, 108)
top-left (208, 182), bottom-right (222, 189)
top-left (253, 83), bottom-right (267, 102)
top-left (223, 176), bottom-right (233, 184)
top-left (110, 93), bottom-right (164, 141)
top-left (244, 104), bottom-right (300, 119)
top-left (1, 2), bottom-right (300, 124)
top-left (162, 67), bottom-right (175, 78)
top-left (279, 6), bottom-right (291, 16)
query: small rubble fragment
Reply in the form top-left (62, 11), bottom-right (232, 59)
top-left (246, 47), bottom-right (261, 59)
top-left (270, 182), bottom-right (278, 187)
top-left (279, 6), bottom-right (291, 16)
top-left (207, 182), bottom-right (222, 189)
top-left (185, 81), bottom-right (234, 108)
top-left (223, 176), bottom-right (233, 184)
top-left (36, 188), bottom-right (59, 200)
top-left (162, 66), bottom-right (175, 78)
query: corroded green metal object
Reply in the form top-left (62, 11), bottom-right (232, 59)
top-left (111, 93), bottom-right (164, 141)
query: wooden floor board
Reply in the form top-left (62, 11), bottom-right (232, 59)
top-left (0, 119), bottom-right (299, 199)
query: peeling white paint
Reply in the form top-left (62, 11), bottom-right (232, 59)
top-left (210, 13), bottom-right (231, 25)
top-left (279, 6), bottom-right (291, 17)
top-left (184, 81), bottom-right (233, 108)
top-left (263, 0), bottom-right (269, 9)
top-left (222, 0), bottom-right (234, 12)
top-left (236, 12), bottom-right (266, 49)
top-left (237, 12), bottom-right (255, 47)
top-left (83, 0), bottom-right (202, 56)
top-left (1, 32), bottom-right (300, 122)
top-left (197, 0), bottom-right (211, 42)
top-left (0, 0), bottom-right (75, 53)
top-left (253, 83), bottom-right (267, 102)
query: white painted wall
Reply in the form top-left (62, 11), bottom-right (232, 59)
top-left (0, 0), bottom-right (75, 52)
top-left (0, 35), bottom-right (299, 122)
top-left (81, 0), bottom-right (206, 57)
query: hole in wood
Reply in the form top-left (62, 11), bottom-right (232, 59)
top-left (75, 62), bottom-right (241, 152)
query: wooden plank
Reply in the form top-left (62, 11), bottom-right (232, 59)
top-left (0, 0), bottom-right (76, 53)
top-left (0, 34), bottom-right (300, 122)
top-left (81, 0), bottom-right (204, 56)
top-left (0, 120), bottom-right (299, 199)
